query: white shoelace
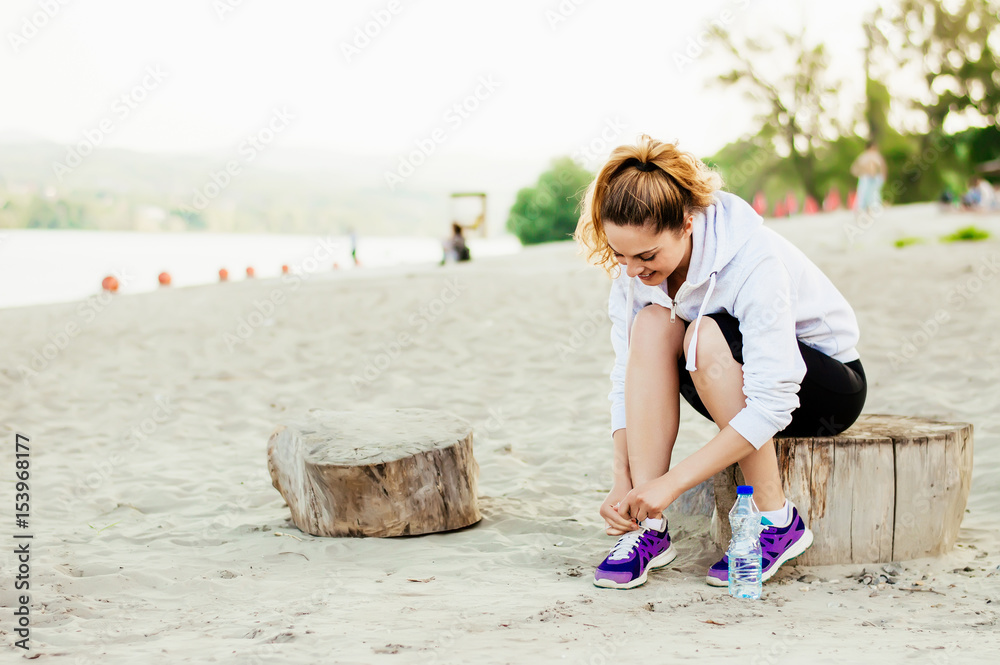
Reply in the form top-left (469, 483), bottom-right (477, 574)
top-left (607, 529), bottom-right (645, 561)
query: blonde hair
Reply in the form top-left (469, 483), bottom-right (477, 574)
top-left (573, 134), bottom-right (722, 276)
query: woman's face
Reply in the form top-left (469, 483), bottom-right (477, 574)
top-left (604, 218), bottom-right (692, 288)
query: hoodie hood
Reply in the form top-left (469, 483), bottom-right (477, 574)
top-left (685, 190), bottom-right (763, 287)
top-left (624, 191), bottom-right (763, 371)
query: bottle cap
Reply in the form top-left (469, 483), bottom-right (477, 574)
top-left (737, 485), bottom-right (754, 495)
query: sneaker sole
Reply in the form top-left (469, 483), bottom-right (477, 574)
top-left (593, 544), bottom-right (677, 590)
top-left (704, 528), bottom-right (815, 588)
top-left (763, 527), bottom-right (814, 582)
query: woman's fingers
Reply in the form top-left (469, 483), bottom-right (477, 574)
top-left (617, 491), bottom-right (648, 524)
top-left (602, 508), bottom-right (631, 531)
top-left (616, 494), bottom-right (635, 519)
top-left (601, 501), bottom-right (634, 531)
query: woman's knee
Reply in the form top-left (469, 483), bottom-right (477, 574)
top-left (631, 305), bottom-right (684, 349)
top-left (683, 317), bottom-right (740, 378)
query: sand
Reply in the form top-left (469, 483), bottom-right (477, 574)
top-left (1, 203), bottom-right (998, 663)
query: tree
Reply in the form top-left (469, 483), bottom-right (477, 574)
top-left (863, 0), bottom-right (1000, 196)
top-left (709, 27), bottom-right (844, 202)
top-left (881, 0), bottom-right (1000, 132)
top-left (506, 157), bottom-right (593, 245)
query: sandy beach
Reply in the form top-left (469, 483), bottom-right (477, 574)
top-left (1, 203), bottom-right (999, 663)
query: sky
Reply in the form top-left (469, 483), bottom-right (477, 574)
top-left (0, 0), bottom-right (886, 169)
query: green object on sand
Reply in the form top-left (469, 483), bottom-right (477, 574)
top-left (941, 226), bottom-right (990, 243)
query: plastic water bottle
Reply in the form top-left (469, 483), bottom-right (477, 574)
top-left (728, 485), bottom-right (762, 599)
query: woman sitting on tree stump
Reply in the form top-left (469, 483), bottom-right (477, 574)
top-left (573, 134), bottom-right (868, 590)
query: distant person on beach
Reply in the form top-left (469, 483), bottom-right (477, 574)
top-left (961, 176), bottom-right (997, 211)
top-left (850, 141), bottom-right (887, 216)
top-left (348, 228), bottom-right (359, 266)
top-left (574, 134), bottom-right (867, 590)
top-left (939, 188), bottom-right (956, 212)
top-left (441, 223), bottom-right (471, 264)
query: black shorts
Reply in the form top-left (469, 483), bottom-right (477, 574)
top-left (677, 313), bottom-right (867, 438)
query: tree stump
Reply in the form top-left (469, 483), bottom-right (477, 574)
top-left (267, 408), bottom-right (481, 537)
top-left (712, 414), bottom-right (974, 565)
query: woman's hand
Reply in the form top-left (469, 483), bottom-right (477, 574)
top-left (616, 474), bottom-right (677, 525)
top-left (600, 482), bottom-right (638, 536)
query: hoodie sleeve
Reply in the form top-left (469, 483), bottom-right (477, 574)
top-left (608, 274), bottom-right (629, 434)
top-left (728, 257), bottom-right (807, 449)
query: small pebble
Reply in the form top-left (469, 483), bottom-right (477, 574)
top-left (882, 563), bottom-right (904, 577)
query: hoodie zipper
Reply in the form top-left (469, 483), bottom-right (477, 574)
top-left (669, 283), bottom-right (690, 322)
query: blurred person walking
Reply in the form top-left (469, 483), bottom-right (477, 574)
top-left (850, 142), bottom-right (887, 217)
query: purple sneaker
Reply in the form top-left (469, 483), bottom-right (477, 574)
top-left (706, 502), bottom-right (814, 587)
top-left (594, 521), bottom-right (677, 589)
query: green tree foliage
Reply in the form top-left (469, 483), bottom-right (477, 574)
top-left (881, 0), bottom-right (1000, 131)
top-left (506, 157), bottom-right (593, 245)
top-left (25, 198), bottom-right (87, 229)
top-left (865, 0), bottom-right (1000, 198)
top-left (709, 27), bottom-right (844, 201)
top-left (172, 207), bottom-right (206, 230)
top-left (710, 2), bottom-right (999, 210)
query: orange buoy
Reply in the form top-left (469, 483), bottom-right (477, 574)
top-left (219, 268), bottom-right (229, 282)
top-left (333, 262), bottom-right (339, 270)
top-left (101, 275), bottom-right (119, 292)
top-left (246, 266), bottom-right (255, 278)
top-left (158, 271), bottom-right (172, 286)
top-left (281, 264), bottom-right (289, 274)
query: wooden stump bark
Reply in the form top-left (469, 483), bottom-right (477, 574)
top-left (712, 414), bottom-right (973, 565)
top-left (267, 408), bottom-right (481, 537)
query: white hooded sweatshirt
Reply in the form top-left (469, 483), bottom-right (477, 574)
top-left (608, 191), bottom-right (860, 449)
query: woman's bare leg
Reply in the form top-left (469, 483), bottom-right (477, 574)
top-left (683, 317), bottom-right (786, 511)
top-left (623, 305), bottom-right (687, 517)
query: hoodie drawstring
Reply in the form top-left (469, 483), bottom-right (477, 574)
top-left (624, 277), bottom-right (635, 351)
top-left (624, 271), bottom-right (718, 372)
top-left (684, 271), bottom-right (717, 372)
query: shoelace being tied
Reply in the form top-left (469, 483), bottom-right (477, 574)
top-left (608, 529), bottom-right (646, 561)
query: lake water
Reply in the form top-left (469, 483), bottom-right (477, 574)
top-left (0, 229), bottom-right (521, 309)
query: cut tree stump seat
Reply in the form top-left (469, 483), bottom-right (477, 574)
top-left (267, 408), bottom-right (481, 537)
top-left (712, 414), bottom-right (974, 565)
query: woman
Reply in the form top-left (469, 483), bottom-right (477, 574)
top-left (573, 135), bottom-right (867, 590)
top-left (850, 141), bottom-right (887, 216)
top-left (442, 223), bottom-right (471, 263)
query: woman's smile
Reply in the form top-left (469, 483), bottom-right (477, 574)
top-left (603, 221), bottom-right (693, 289)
